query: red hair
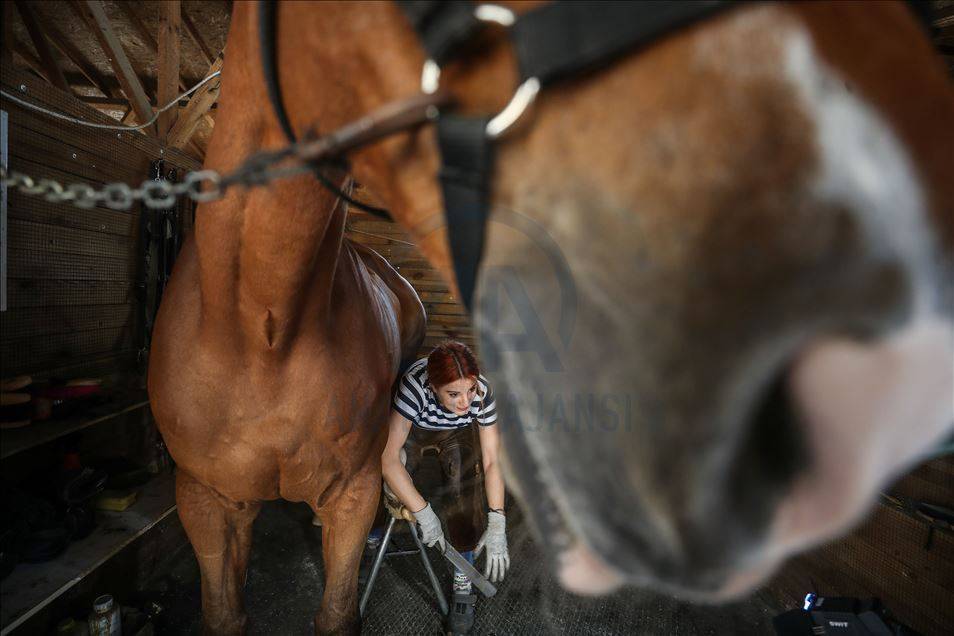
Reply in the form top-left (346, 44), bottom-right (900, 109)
top-left (426, 341), bottom-right (481, 391)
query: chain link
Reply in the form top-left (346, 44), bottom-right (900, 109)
top-left (0, 164), bottom-right (233, 211)
top-left (0, 146), bottom-right (314, 212)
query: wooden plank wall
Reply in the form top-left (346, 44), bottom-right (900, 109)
top-left (344, 208), bottom-right (474, 360)
top-left (1, 65), bottom-right (200, 383)
top-left (766, 456), bottom-right (954, 636)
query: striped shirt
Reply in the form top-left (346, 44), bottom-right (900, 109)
top-left (393, 358), bottom-right (498, 430)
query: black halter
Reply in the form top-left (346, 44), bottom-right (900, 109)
top-left (258, 0), bottom-right (934, 311)
top-left (258, 0), bottom-right (738, 310)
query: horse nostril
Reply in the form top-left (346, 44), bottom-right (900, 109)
top-left (725, 364), bottom-right (808, 532)
top-left (748, 367), bottom-right (806, 484)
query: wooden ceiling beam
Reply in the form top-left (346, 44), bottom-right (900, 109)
top-left (31, 5), bottom-right (116, 99)
top-left (181, 8), bottom-right (215, 66)
top-left (78, 95), bottom-right (152, 107)
top-left (2, 3), bottom-right (15, 63)
top-left (115, 2), bottom-right (198, 96)
top-left (157, 0), bottom-right (181, 139)
top-left (13, 0), bottom-right (71, 92)
top-left (168, 53), bottom-right (223, 149)
top-left (73, 0), bottom-right (155, 133)
top-left (115, 1), bottom-right (157, 52)
top-left (12, 40), bottom-right (48, 80)
top-left (186, 137), bottom-right (205, 160)
top-left (934, 6), bottom-right (954, 30)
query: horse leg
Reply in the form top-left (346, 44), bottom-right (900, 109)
top-left (314, 470), bottom-right (380, 635)
top-left (176, 470), bottom-right (261, 635)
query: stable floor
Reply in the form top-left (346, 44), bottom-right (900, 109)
top-left (143, 498), bottom-right (782, 635)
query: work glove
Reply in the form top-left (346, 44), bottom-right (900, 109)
top-left (474, 510), bottom-right (509, 583)
top-left (412, 502), bottom-right (446, 552)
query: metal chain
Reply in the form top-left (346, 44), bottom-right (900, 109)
top-left (0, 148), bottom-right (313, 211)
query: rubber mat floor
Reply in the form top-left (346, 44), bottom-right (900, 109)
top-left (145, 496), bottom-right (782, 635)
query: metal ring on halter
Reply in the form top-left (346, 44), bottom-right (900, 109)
top-left (419, 4), bottom-right (539, 140)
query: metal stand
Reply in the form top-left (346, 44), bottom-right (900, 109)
top-left (359, 516), bottom-right (448, 616)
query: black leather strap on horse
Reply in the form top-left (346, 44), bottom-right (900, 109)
top-left (257, 0), bottom-right (392, 219)
top-left (397, 0), bottom-right (738, 310)
top-left (510, 1), bottom-right (733, 86)
top-left (437, 115), bottom-right (493, 313)
top-left (397, 1), bottom-right (482, 65)
top-left (259, 1), bottom-right (937, 313)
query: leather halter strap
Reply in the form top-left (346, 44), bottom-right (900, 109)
top-left (260, 1), bottom-right (937, 312)
top-left (397, 1), bottom-right (736, 310)
top-left (258, 0), bottom-right (393, 219)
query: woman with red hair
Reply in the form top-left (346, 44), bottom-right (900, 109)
top-left (382, 341), bottom-right (509, 635)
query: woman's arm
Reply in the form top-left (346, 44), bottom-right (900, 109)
top-left (478, 423), bottom-right (505, 511)
top-left (381, 408), bottom-right (427, 513)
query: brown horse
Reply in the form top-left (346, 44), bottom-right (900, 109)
top-left (155, 0), bottom-right (952, 631)
top-left (241, 0), bottom-right (952, 602)
top-left (146, 7), bottom-right (425, 632)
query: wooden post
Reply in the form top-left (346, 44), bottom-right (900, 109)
top-left (116, 2), bottom-right (197, 95)
top-left (168, 53), bottom-right (223, 149)
top-left (13, 0), bottom-right (70, 92)
top-left (74, 1), bottom-right (155, 133)
top-left (157, 1), bottom-right (181, 139)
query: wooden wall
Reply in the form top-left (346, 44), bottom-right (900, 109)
top-left (1, 64), bottom-right (200, 383)
top-left (344, 208), bottom-right (474, 360)
top-left (767, 456), bottom-right (954, 636)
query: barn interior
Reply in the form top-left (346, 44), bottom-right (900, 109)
top-left (1, 2), bottom-right (952, 635)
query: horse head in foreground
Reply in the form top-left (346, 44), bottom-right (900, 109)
top-left (248, 0), bottom-right (953, 602)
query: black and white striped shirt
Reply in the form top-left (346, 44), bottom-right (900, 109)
top-left (393, 358), bottom-right (498, 430)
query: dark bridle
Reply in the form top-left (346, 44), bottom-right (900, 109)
top-left (258, 0), bottom-right (739, 310)
top-left (257, 0), bottom-right (936, 311)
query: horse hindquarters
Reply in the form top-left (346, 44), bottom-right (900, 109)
top-left (176, 470), bottom-right (262, 635)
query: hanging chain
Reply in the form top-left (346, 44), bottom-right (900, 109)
top-left (0, 90), bottom-right (448, 212)
top-left (0, 147), bottom-right (315, 211)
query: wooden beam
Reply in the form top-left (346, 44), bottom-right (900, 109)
top-left (934, 5), bottom-right (954, 29)
top-left (74, 1), bottom-right (154, 132)
top-left (114, 1), bottom-right (198, 96)
top-left (115, 1), bottom-right (157, 52)
top-left (2, 2), bottom-right (14, 63)
top-left (12, 40), bottom-right (46, 79)
top-left (186, 137), bottom-right (205, 160)
top-left (14, 0), bottom-right (70, 92)
top-left (157, 0), bottom-right (181, 139)
top-left (168, 53), bottom-right (223, 149)
top-left (78, 95), bottom-right (151, 107)
top-left (181, 8), bottom-right (215, 66)
top-left (31, 5), bottom-right (115, 99)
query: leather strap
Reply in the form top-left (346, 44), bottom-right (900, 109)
top-left (396, 1), bottom-right (480, 64)
top-left (258, 0), bottom-right (392, 218)
top-left (258, 0), bottom-right (296, 142)
top-left (511, 1), bottom-right (734, 86)
top-left (437, 115), bottom-right (492, 312)
top-left (397, 0), bottom-right (739, 311)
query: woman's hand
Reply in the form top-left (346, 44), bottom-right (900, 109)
top-left (475, 510), bottom-right (509, 582)
top-left (412, 502), bottom-right (446, 551)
